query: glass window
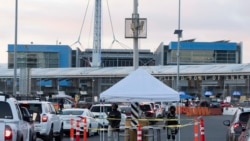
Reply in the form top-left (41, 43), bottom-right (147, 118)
top-left (19, 103), bottom-right (42, 115)
top-left (90, 106), bottom-right (112, 113)
top-left (0, 101), bottom-right (13, 119)
top-left (239, 112), bottom-right (250, 123)
top-left (48, 103), bottom-right (56, 114)
top-left (15, 104), bottom-right (23, 120)
top-left (62, 110), bottom-right (84, 115)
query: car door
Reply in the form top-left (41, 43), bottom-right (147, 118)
top-left (87, 110), bottom-right (98, 131)
top-left (47, 103), bottom-right (61, 132)
top-left (0, 121), bottom-right (4, 141)
top-left (16, 104), bottom-right (29, 141)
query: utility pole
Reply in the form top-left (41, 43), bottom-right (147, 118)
top-left (125, 0), bottom-right (147, 70)
top-left (132, 0), bottom-right (139, 70)
top-left (91, 0), bottom-right (102, 67)
top-left (174, 1), bottom-right (182, 141)
top-left (13, 0), bottom-right (18, 96)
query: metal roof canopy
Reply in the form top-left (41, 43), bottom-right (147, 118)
top-left (0, 64), bottom-right (250, 78)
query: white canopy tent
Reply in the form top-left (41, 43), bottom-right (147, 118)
top-left (100, 68), bottom-right (179, 102)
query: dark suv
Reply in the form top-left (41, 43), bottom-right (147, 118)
top-left (223, 108), bottom-right (250, 141)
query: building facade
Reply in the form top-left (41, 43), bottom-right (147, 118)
top-left (154, 40), bottom-right (242, 66)
top-left (4, 41), bottom-right (246, 102)
top-left (8, 44), bottom-right (72, 69)
top-left (79, 48), bottom-right (155, 67)
top-left (0, 65), bottom-right (250, 103)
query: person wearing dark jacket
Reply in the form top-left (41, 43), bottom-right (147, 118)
top-left (165, 106), bottom-right (179, 141)
top-left (59, 99), bottom-right (64, 111)
top-left (107, 103), bottom-right (121, 141)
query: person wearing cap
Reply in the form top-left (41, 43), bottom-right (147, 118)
top-left (107, 103), bottom-right (121, 141)
top-left (165, 105), bottom-right (179, 141)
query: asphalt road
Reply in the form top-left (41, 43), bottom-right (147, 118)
top-left (38, 114), bottom-right (232, 141)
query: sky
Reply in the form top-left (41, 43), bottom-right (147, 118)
top-left (0, 0), bottom-right (250, 64)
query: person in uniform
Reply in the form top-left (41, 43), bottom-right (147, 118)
top-left (107, 103), bottom-right (121, 141)
top-left (165, 105), bottom-right (179, 141)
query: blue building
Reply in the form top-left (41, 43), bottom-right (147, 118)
top-left (154, 40), bottom-right (242, 65)
top-left (8, 44), bottom-right (72, 68)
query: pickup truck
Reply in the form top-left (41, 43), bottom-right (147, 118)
top-left (0, 94), bottom-right (32, 141)
top-left (19, 99), bottom-right (64, 141)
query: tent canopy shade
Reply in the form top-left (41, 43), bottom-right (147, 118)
top-left (179, 91), bottom-right (194, 99)
top-left (100, 68), bottom-right (179, 102)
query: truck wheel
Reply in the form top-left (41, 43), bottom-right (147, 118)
top-left (55, 127), bottom-right (63, 141)
top-left (42, 129), bottom-right (53, 141)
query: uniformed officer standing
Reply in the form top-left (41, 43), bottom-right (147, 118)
top-left (107, 103), bottom-right (121, 141)
top-left (165, 106), bottom-right (179, 141)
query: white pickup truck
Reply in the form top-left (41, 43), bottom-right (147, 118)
top-left (18, 99), bottom-right (64, 141)
top-left (0, 94), bottom-right (32, 141)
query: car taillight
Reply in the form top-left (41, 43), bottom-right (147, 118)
top-left (233, 122), bottom-right (240, 128)
top-left (42, 115), bottom-right (48, 122)
top-left (147, 110), bottom-right (154, 113)
top-left (5, 125), bottom-right (12, 141)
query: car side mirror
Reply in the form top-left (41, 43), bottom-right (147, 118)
top-left (223, 120), bottom-right (230, 126)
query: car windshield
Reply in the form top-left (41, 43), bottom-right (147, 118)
top-left (19, 103), bottom-right (42, 122)
top-left (91, 106), bottom-right (112, 113)
top-left (140, 105), bottom-right (151, 111)
top-left (19, 103), bottom-right (42, 114)
top-left (239, 112), bottom-right (250, 123)
top-left (62, 110), bottom-right (84, 115)
top-left (120, 107), bottom-right (131, 112)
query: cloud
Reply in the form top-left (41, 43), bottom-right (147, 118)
top-left (0, 0), bottom-right (249, 63)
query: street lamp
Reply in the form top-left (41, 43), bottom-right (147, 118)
top-left (92, 79), bottom-right (95, 103)
top-left (174, 1), bottom-right (182, 141)
top-left (13, 0), bottom-right (18, 96)
top-left (174, 0), bottom-right (182, 92)
top-left (174, 29), bottom-right (182, 92)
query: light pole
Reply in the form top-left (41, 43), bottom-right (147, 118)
top-left (174, 1), bottom-right (182, 141)
top-left (174, 0), bottom-right (182, 92)
top-left (92, 79), bottom-right (95, 103)
top-left (4, 79), bottom-right (7, 94)
top-left (132, 0), bottom-right (139, 70)
top-left (13, 0), bottom-right (18, 96)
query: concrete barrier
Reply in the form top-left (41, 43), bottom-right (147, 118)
top-left (209, 108), bottom-right (222, 115)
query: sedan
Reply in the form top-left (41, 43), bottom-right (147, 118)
top-left (223, 109), bottom-right (250, 141)
top-left (59, 108), bottom-right (100, 137)
top-left (238, 112), bottom-right (250, 141)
